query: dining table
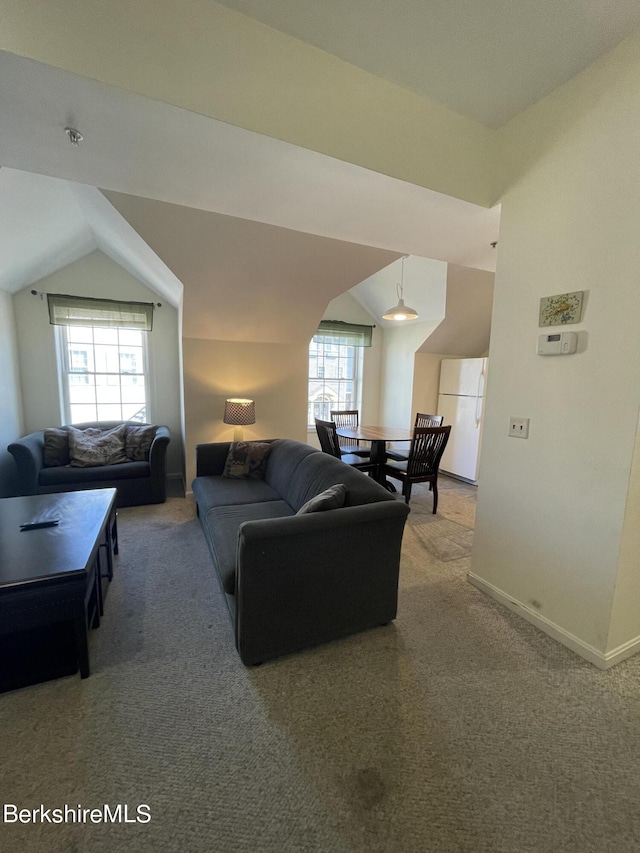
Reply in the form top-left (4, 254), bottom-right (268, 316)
top-left (335, 424), bottom-right (413, 489)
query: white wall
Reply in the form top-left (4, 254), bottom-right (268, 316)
top-left (0, 290), bottom-right (24, 496)
top-left (471, 31), bottom-right (640, 665)
top-left (412, 353), bottom-right (451, 418)
top-left (608, 414), bottom-right (640, 651)
top-left (12, 250), bottom-right (184, 477)
top-left (182, 337), bottom-right (308, 489)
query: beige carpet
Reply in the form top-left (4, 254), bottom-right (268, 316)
top-left (2, 476), bottom-right (640, 853)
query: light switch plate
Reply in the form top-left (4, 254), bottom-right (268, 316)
top-left (508, 417), bottom-right (530, 438)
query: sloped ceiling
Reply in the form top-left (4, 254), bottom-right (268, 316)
top-left (349, 255), bottom-right (448, 330)
top-left (0, 168), bottom-right (184, 306)
top-left (103, 190), bottom-right (399, 343)
top-left (0, 169), bottom-right (95, 292)
top-left (0, 49), bottom-right (499, 345)
top-left (418, 265), bottom-right (494, 356)
top-left (216, 0), bottom-right (640, 127)
top-left (0, 49), bottom-right (499, 269)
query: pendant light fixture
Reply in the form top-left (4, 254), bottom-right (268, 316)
top-left (382, 256), bottom-right (419, 321)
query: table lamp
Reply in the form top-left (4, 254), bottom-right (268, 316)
top-left (223, 398), bottom-right (256, 441)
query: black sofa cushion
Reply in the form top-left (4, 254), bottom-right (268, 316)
top-left (39, 461), bottom-right (149, 485)
top-left (43, 428), bottom-right (72, 467)
top-left (193, 475), bottom-right (281, 509)
top-left (204, 501), bottom-right (294, 594)
top-left (296, 483), bottom-right (346, 514)
top-left (125, 424), bottom-right (157, 461)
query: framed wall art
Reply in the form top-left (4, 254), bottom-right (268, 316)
top-left (539, 291), bottom-right (584, 327)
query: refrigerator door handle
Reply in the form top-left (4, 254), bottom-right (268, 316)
top-left (475, 370), bottom-right (484, 426)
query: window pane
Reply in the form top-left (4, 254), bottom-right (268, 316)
top-left (94, 327), bottom-right (119, 345)
top-left (70, 403), bottom-right (98, 422)
top-left (69, 348), bottom-right (89, 371)
top-left (119, 348), bottom-right (143, 374)
top-left (97, 404), bottom-right (124, 420)
top-left (67, 326), bottom-right (93, 344)
top-left (95, 378), bottom-right (122, 405)
top-left (62, 325), bottom-right (149, 425)
top-left (69, 383), bottom-right (96, 405)
top-left (123, 403), bottom-right (147, 422)
top-left (121, 384), bottom-right (145, 404)
top-left (118, 329), bottom-right (143, 346)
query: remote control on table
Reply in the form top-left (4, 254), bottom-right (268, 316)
top-left (20, 519), bottom-right (60, 531)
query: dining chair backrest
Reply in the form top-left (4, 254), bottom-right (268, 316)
top-left (330, 409), bottom-right (359, 428)
top-left (315, 418), bottom-right (342, 459)
top-left (414, 412), bottom-right (444, 428)
top-left (406, 426), bottom-right (451, 477)
top-left (330, 410), bottom-right (360, 450)
top-left (331, 409), bottom-right (370, 457)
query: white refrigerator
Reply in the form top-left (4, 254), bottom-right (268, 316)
top-left (437, 357), bottom-right (487, 484)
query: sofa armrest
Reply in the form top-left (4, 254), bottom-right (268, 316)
top-left (7, 432), bottom-right (44, 495)
top-left (148, 426), bottom-right (171, 503)
top-left (235, 501), bottom-right (409, 665)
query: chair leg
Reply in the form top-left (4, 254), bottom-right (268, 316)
top-left (431, 478), bottom-right (438, 514)
top-left (404, 481), bottom-right (412, 504)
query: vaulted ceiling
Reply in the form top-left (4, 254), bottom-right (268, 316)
top-left (2, 3), bottom-right (637, 345)
top-left (0, 49), bottom-right (500, 343)
top-left (215, 0), bottom-right (640, 127)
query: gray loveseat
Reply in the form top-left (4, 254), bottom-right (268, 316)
top-left (8, 421), bottom-right (170, 507)
top-left (192, 439), bottom-right (410, 666)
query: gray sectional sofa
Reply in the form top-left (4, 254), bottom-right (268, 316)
top-left (8, 421), bottom-right (170, 507)
top-left (192, 438), bottom-right (410, 666)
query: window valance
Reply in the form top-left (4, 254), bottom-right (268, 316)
top-left (313, 320), bottom-right (373, 347)
top-left (47, 294), bottom-right (154, 331)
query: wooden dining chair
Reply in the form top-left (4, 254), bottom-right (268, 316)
top-left (386, 413), bottom-right (444, 462)
top-left (330, 409), bottom-right (370, 458)
top-left (382, 425), bottom-right (451, 511)
top-left (315, 419), bottom-right (375, 473)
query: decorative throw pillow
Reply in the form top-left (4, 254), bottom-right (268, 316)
top-left (296, 483), bottom-right (347, 515)
top-left (125, 424), bottom-right (157, 461)
top-left (43, 428), bottom-right (71, 467)
top-left (69, 425), bottom-right (129, 468)
top-left (222, 441), bottom-right (272, 480)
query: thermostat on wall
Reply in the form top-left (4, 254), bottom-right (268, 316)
top-left (537, 331), bottom-right (578, 355)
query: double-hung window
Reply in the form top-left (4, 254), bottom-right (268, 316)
top-left (49, 293), bottom-right (154, 424)
top-left (307, 321), bottom-right (372, 428)
top-left (59, 325), bottom-right (149, 423)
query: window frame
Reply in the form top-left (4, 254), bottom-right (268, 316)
top-left (307, 336), bottom-right (364, 430)
top-left (56, 324), bottom-right (152, 425)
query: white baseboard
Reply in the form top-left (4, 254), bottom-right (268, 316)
top-left (467, 572), bottom-right (640, 670)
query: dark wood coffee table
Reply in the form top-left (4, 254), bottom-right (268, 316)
top-left (0, 488), bottom-right (117, 690)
